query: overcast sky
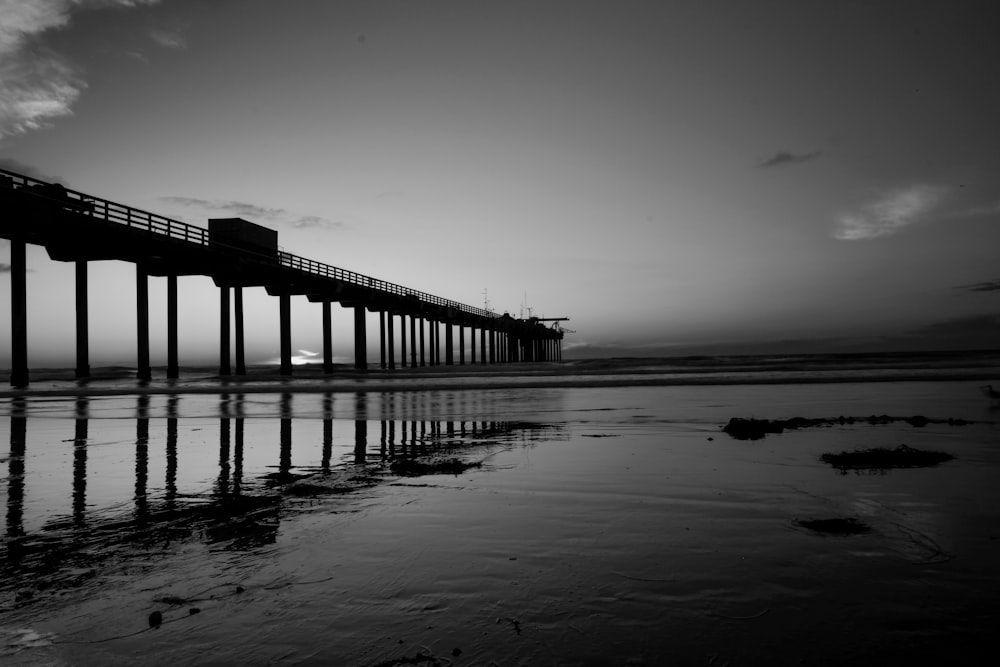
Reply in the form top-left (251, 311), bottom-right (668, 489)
top-left (2, 0), bottom-right (998, 366)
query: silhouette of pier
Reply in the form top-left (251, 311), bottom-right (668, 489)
top-left (1, 168), bottom-right (565, 386)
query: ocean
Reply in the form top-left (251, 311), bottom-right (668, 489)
top-left (2, 350), bottom-right (999, 665)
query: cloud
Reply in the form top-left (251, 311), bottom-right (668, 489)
top-left (956, 279), bottom-right (1000, 292)
top-left (291, 215), bottom-right (344, 230)
top-left (149, 27), bottom-right (186, 49)
top-left (833, 184), bottom-right (950, 240)
top-left (0, 157), bottom-right (59, 182)
top-left (160, 196), bottom-right (341, 230)
top-left (0, 1), bottom-right (161, 140)
top-left (756, 150), bottom-right (822, 169)
top-left (160, 196), bottom-right (287, 221)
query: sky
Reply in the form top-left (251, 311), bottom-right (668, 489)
top-left (1, 0), bottom-right (999, 366)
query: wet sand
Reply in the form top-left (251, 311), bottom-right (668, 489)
top-left (2, 375), bottom-right (1000, 665)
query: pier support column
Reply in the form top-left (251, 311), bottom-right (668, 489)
top-left (279, 294), bottom-right (292, 376)
top-left (379, 311), bottom-right (387, 370)
top-left (459, 325), bottom-right (465, 365)
top-left (322, 300), bottom-right (333, 374)
top-left (480, 327), bottom-right (486, 365)
top-left (75, 260), bottom-right (89, 379)
top-left (219, 286), bottom-right (231, 376)
top-left (400, 314), bottom-right (407, 368)
top-left (136, 265), bottom-right (151, 381)
top-left (9, 240), bottom-right (28, 387)
top-left (354, 306), bottom-right (368, 371)
top-left (470, 326), bottom-right (476, 364)
top-left (419, 317), bottom-right (426, 367)
top-left (235, 287), bottom-right (246, 375)
top-left (427, 320), bottom-right (434, 366)
top-left (445, 322), bottom-right (454, 365)
top-left (410, 315), bottom-right (417, 367)
top-left (167, 275), bottom-right (178, 379)
top-left (489, 329), bottom-right (496, 364)
top-left (387, 312), bottom-right (395, 369)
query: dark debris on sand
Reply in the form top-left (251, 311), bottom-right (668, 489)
top-left (723, 414), bottom-right (973, 440)
top-left (821, 444), bottom-right (955, 473)
top-left (796, 517), bottom-right (872, 535)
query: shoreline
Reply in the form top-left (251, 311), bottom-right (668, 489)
top-left (0, 365), bottom-right (996, 398)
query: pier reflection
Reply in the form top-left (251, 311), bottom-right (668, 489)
top-left (1, 391), bottom-right (563, 607)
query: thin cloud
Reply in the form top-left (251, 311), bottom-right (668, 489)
top-left (833, 184), bottom-right (950, 240)
top-left (161, 196), bottom-right (340, 230)
top-left (150, 27), bottom-right (186, 50)
top-left (291, 215), bottom-right (344, 230)
top-left (0, 1), bottom-right (161, 140)
top-left (756, 150), bottom-right (822, 169)
top-left (956, 279), bottom-right (1000, 292)
top-left (160, 196), bottom-right (287, 221)
top-left (0, 157), bottom-right (59, 182)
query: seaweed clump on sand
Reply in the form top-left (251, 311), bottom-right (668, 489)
top-left (723, 415), bottom-right (973, 441)
top-left (795, 518), bottom-right (871, 535)
top-left (389, 458), bottom-right (482, 476)
top-left (723, 418), bottom-right (789, 440)
top-left (821, 444), bottom-right (955, 473)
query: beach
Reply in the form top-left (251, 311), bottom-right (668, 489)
top-left (2, 354), bottom-right (1000, 665)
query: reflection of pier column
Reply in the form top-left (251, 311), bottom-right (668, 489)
top-left (234, 416), bottom-right (244, 495)
top-left (166, 396), bottom-right (178, 508)
top-left (280, 294), bottom-right (292, 376)
top-left (137, 265), bottom-right (151, 381)
top-left (167, 275), bottom-right (179, 379)
top-left (135, 395), bottom-right (150, 524)
top-left (10, 240), bottom-right (28, 386)
top-left (75, 260), bottom-right (90, 379)
top-left (73, 397), bottom-right (88, 527)
top-left (218, 416), bottom-right (231, 496)
top-left (235, 287), bottom-right (246, 375)
top-left (7, 398), bottom-right (26, 537)
top-left (279, 393), bottom-right (292, 477)
top-left (219, 286), bottom-right (231, 376)
top-left (354, 306), bottom-right (368, 371)
top-left (355, 393), bottom-right (367, 463)
top-left (322, 300), bottom-right (333, 374)
top-left (322, 394), bottom-right (333, 473)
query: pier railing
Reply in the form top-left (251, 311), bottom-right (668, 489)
top-left (1, 167), bottom-right (497, 320)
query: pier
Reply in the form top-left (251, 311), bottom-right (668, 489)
top-left (1, 168), bottom-right (565, 386)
